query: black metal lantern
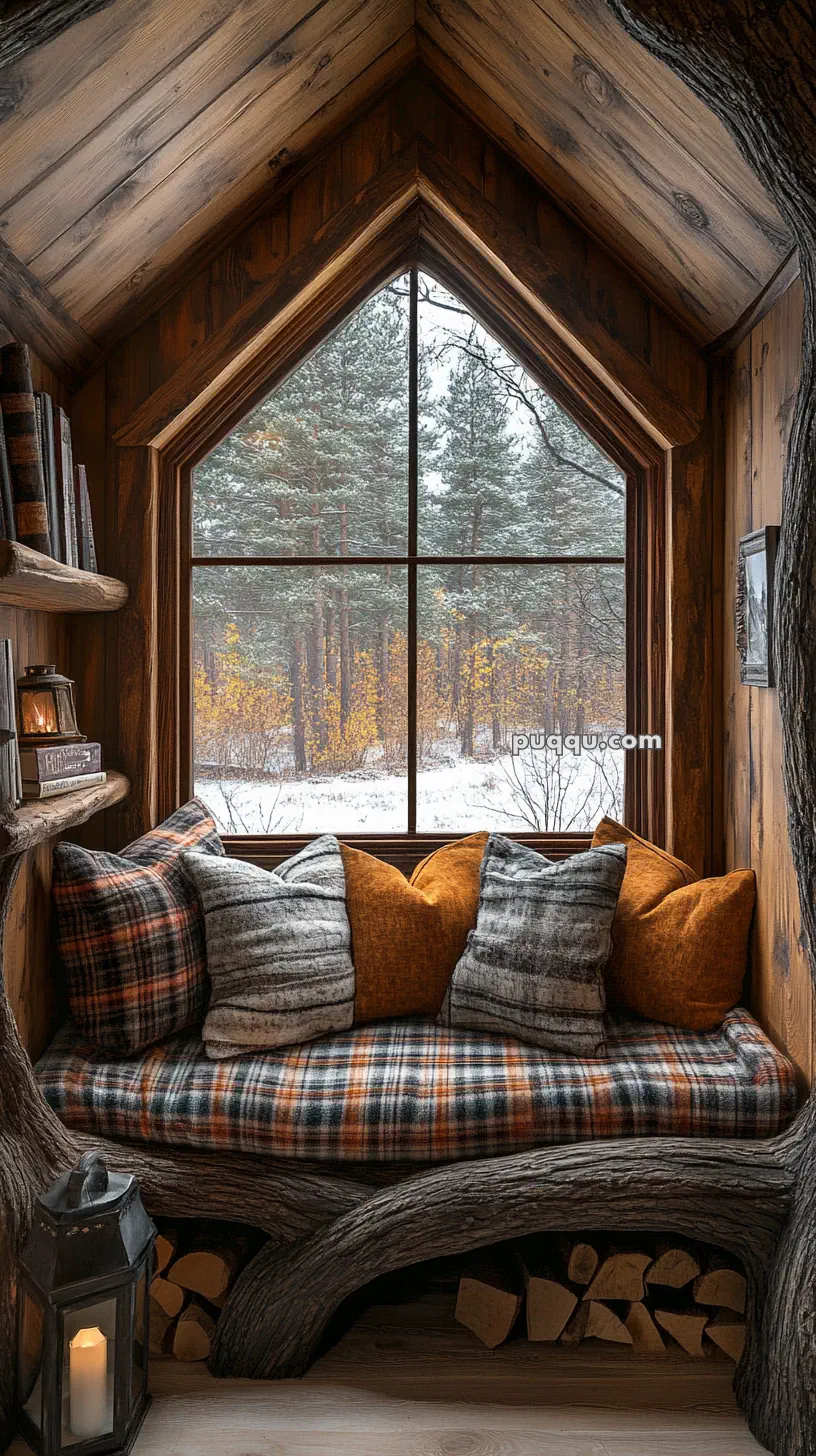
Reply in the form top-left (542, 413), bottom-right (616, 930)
top-left (16, 665), bottom-right (86, 747)
top-left (16, 1151), bottom-right (155, 1456)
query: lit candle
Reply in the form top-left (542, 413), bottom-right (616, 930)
top-left (69, 1327), bottom-right (107, 1438)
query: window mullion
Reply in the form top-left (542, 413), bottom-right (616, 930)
top-left (408, 268), bottom-right (418, 834)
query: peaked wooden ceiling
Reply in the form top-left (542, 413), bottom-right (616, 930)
top-left (0, 0), bottom-right (793, 385)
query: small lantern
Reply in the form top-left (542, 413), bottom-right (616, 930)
top-left (16, 1151), bottom-right (154, 1456)
top-left (16, 666), bottom-right (85, 747)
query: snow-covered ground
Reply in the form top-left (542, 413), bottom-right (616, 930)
top-left (195, 745), bottom-right (624, 836)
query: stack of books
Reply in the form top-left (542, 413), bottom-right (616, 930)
top-left (0, 341), bottom-right (97, 569)
top-left (21, 742), bottom-right (105, 801)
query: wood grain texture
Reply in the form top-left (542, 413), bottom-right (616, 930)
top-left (416, 0), bottom-right (790, 342)
top-left (0, 769), bottom-right (129, 858)
top-left (722, 279), bottom-right (812, 1087)
top-left (0, 0), bottom-right (414, 331)
top-left (4, 1299), bottom-right (771, 1456)
top-left (0, 234), bottom-right (102, 388)
top-left (0, 0), bottom-right (793, 353)
top-left (417, 138), bottom-right (706, 445)
top-left (0, 540), bottom-right (127, 612)
top-left (0, 0), bottom-right (118, 69)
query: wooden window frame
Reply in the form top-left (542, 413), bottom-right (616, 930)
top-left (157, 254), bottom-right (665, 871)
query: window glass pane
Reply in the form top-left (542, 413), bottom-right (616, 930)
top-left (192, 276), bottom-right (410, 558)
top-left (417, 272), bottom-right (626, 557)
top-left (20, 1290), bottom-right (43, 1432)
top-left (193, 565), bottom-right (408, 833)
top-left (417, 564), bottom-right (626, 831)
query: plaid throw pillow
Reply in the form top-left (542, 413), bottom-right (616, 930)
top-left (440, 834), bottom-right (626, 1054)
top-left (53, 799), bottom-right (224, 1054)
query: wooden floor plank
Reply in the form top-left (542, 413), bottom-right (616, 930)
top-left (7, 1291), bottom-right (767, 1455)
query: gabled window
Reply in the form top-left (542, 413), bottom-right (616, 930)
top-left (190, 268), bottom-right (628, 838)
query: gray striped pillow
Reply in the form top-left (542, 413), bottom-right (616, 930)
top-left (439, 834), bottom-right (626, 1055)
top-left (181, 835), bottom-right (354, 1059)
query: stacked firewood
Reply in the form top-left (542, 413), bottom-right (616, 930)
top-left (148, 1224), bottom-right (259, 1361)
top-left (454, 1234), bottom-right (747, 1360)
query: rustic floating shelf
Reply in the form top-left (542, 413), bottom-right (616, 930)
top-left (0, 770), bottom-right (130, 857)
top-left (0, 542), bottom-right (128, 613)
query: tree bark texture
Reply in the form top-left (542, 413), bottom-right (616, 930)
top-left (598, 9), bottom-right (816, 1453)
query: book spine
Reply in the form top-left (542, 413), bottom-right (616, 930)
top-left (0, 344), bottom-right (51, 555)
top-left (74, 464), bottom-right (97, 572)
top-left (2, 641), bottom-right (21, 809)
top-left (0, 404), bottom-right (15, 541)
top-left (20, 742), bottom-right (102, 782)
top-left (57, 408), bottom-right (78, 567)
top-left (23, 771), bottom-right (106, 799)
top-left (37, 391), bottom-right (62, 563)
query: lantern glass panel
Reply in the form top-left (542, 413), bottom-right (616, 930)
top-left (21, 689), bottom-right (58, 737)
top-left (60, 1296), bottom-right (117, 1448)
top-left (19, 1289), bottom-right (44, 1433)
top-left (55, 686), bottom-right (78, 736)
top-left (132, 1271), bottom-right (148, 1406)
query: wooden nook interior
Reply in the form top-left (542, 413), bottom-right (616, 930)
top-left (0, 4), bottom-right (814, 1456)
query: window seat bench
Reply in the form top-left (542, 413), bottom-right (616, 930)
top-left (35, 1006), bottom-right (796, 1164)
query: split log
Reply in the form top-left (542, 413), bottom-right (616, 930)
top-left (147, 1300), bottom-right (176, 1358)
top-left (172, 1300), bottom-right (217, 1362)
top-left (168, 1247), bottom-right (241, 1303)
top-left (706, 1310), bottom-right (747, 1363)
top-left (654, 1308), bottom-right (709, 1358)
top-left (693, 1253), bottom-right (747, 1313)
top-left (624, 1301), bottom-right (666, 1355)
top-left (645, 1239), bottom-right (701, 1289)
top-left (584, 1247), bottom-right (652, 1301)
top-left (150, 1276), bottom-right (186, 1319)
top-left (559, 1238), bottom-right (599, 1286)
top-left (455, 1255), bottom-right (522, 1348)
top-left (517, 1241), bottom-right (577, 1342)
top-left (562, 1300), bottom-right (632, 1345)
top-left (154, 1229), bottom-right (178, 1276)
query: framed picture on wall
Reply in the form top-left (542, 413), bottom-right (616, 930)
top-left (736, 525), bottom-right (779, 686)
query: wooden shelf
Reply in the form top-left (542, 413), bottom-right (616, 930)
top-left (0, 541), bottom-right (128, 613)
top-left (0, 769), bottom-right (130, 857)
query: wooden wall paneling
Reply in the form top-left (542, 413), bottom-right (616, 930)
top-left (746, 282), bottom-right (811, 1086)
top-left (86, 33), bottom-right (417, 350)
top-left (0, 0), bottom-right (118, 70)
top-left (115, 143), bottom-right (419, 449)
top-left (663, 410), bottom-right (714, 876)
top-left (416, 2), bottom-right (789, 341)
top-left (417, 140), bottom-right (706, 445)
top-left (0, 594), bottom-right (70, 1057)
top-left (723, 338), bottom-right (753, 874)
top-left (20, 0), bottom-right (414, 329)
top-left (0, 234), bottom-right (101, 389)
top-left (67, 366), bottom-right (109, 848)
top-left (5, 0), bottom-right (363, 265)
top-left (103, 322), bottom-right (157, 844)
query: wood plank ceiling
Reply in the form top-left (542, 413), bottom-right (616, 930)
top-left (0, 0), bottom-right (793, 377)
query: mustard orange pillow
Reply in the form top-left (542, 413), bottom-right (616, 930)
top-left (340, 832), bottom-right (488, 1022)
top-left (592, 818), bottom-right (755, 1030)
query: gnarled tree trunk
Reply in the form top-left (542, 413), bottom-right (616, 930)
top-left (600, 5), bottom-right (816, 1452)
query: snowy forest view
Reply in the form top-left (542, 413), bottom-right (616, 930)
top-left (191, 271), bottom-right (627, 835)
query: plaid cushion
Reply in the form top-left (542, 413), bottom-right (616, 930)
top-left (35, 1006), bottom-right (797, 1163)
top-left (52, 799), bottom-right (224, 1054)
